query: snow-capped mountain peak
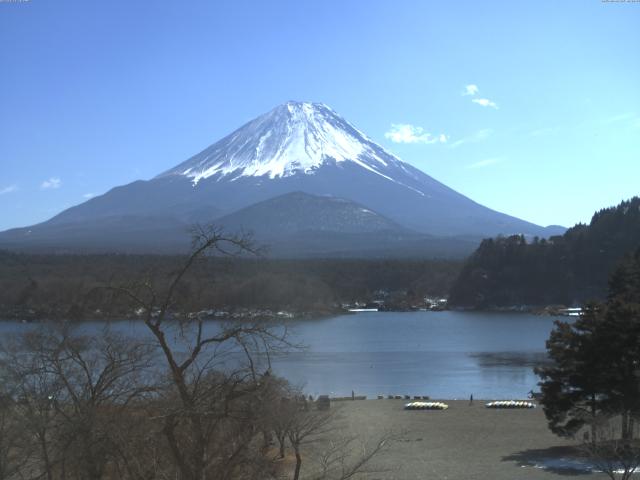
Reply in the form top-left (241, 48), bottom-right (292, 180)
top-left (158, 101), bottom-right (409, 184)
top-left (0, 101), bottom-right (557, 254)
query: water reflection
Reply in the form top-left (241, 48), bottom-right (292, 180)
top-left (470, 351), bottom-right (551, 368)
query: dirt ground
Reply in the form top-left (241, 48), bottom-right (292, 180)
top-left (311, 399), bottom-right (609, 480)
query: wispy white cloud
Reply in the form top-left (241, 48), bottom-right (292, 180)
top-left (601, 112), bottom-right (640, 131)
top-left (463, 84), bottom-right (479, 96)
top-left (0, 185), bottom-right (18, 195)
top-left (384, 124), bottom-right (448, 144)
top-left (461, 84), bottom-right (499, 109)
top-left (602, 112), bottom-right (636, 125)
top-left (472, 98), bottom-right (499, 109)
top-left (41, 177), bottom-right (62, 190)
top-left (83, 193), bottom-right (95, 199)
top-left (450, 129), bottom-right (493, 148)
top-left (467, 157), bottom-right (503, 169)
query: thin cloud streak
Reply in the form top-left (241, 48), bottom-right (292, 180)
top-left (601, 112), bottom-right (640, 131)
top-left (467, 157), bottom-right (503, 169)
top-left (450, 129), bottom-right (493, 148)
top-left (602, 112), bottom-right (636, 125)
top-left (0, 185), bottom-right (18, 195)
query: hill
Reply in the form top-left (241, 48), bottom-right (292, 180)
top-left (449, 197), bottom-right (640, 308)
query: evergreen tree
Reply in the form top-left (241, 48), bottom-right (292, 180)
top-left (535, 303), bottom-right (608, 440)
top-left (598, 248), bottom-right (640, 439)
top-left (537, 248), bottom-right (640, 441)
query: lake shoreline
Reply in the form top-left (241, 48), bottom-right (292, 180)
top-left (1, 302), bottom-right (576, 323)
top-left (0, 306), bottom-right (344, 323)
top-left (330, 396), bottom-right (536, 402)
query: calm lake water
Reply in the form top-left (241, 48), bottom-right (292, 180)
top-left (0, 311), bottom-right (560, 400)
top-left (274, 311), bottom-right (558, 400)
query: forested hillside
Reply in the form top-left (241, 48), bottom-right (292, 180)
top-left (0, 252), bottom-right (460, 319)
top-left (449, 197), bottom-right (640, 308)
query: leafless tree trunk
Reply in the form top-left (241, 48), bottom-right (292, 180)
top-left (583, 415), bottom-right (640, 480)
top-left (311, 434), bottom-right (392, 480)
top-left (0, 395), bottom-right (32, 480)
top-left (284, 401), bottom-right (394, 480)
top-left (105, 225), bottom-right (292, 480)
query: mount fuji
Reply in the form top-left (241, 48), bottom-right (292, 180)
top-left (0, 101), bottom-right (564, 256)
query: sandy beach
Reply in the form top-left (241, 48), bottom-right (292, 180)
top-left (317, 399), bottom-right (608, 480)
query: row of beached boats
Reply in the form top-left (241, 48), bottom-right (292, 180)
top-left (485, 400), bottom-right (536, 409)
top-left (404, 401), bottom-right (449, 410)
top-left (403, 400), bottom-right (537, 410)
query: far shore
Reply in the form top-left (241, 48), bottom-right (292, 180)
top-left (1, 303), bottom-right (579, 323)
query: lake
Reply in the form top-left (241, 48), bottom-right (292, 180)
top-left (274, 311), bottom-right (558, 400)
top-left (0, 311), bottom-right (560, 400)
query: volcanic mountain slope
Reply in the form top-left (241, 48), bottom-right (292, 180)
top-left (0, 101), bottom-right (563, 256)
top-left (217, 191), bottom-right (408, 236)
top-left (215, 192), bottom-right (478, 257)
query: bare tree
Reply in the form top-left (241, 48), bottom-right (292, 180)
top-left (0, 340), bottom-right (60, 480)
top-left (287, 406), bottom-right (337, 480)
top-left (0, 391), bottom-right (32, 480)
top-left (310, 434), bottom-right (392, 480)
top-left (271, 397), bottom-right (295, 460)
top-left (0, 225), bottom-right (391, 480)
top-left (0, 324), bottom-right (157, 480)
top-left (283, 399), bottom-right (394, 480)
top-left (106, 225), bottom-right (292, 480)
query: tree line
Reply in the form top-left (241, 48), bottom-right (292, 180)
top-left (0, 249), bottom-right (460, 320)
top-left (449, 197), bottom-right (640, 308)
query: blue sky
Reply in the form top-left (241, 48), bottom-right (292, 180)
top-left (0, 0), bottom-right (638, 231)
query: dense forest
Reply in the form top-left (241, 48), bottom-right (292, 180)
top-left (0, 251), bottom-right (461, 320)
top-left (449, 197), bottom-right (640, 308)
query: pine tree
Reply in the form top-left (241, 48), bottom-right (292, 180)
top-left (535, 303), bottom-right (608, 440)
top-left (598, 248), bottom-right (640, 440)
top-left (537, 247), bottom-right (640, 441)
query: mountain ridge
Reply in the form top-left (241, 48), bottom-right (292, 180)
top-left (0, 101), bottom-right (565, 256)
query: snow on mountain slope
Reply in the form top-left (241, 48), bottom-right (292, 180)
top-left (158, 101), bottom-right (425, 195)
